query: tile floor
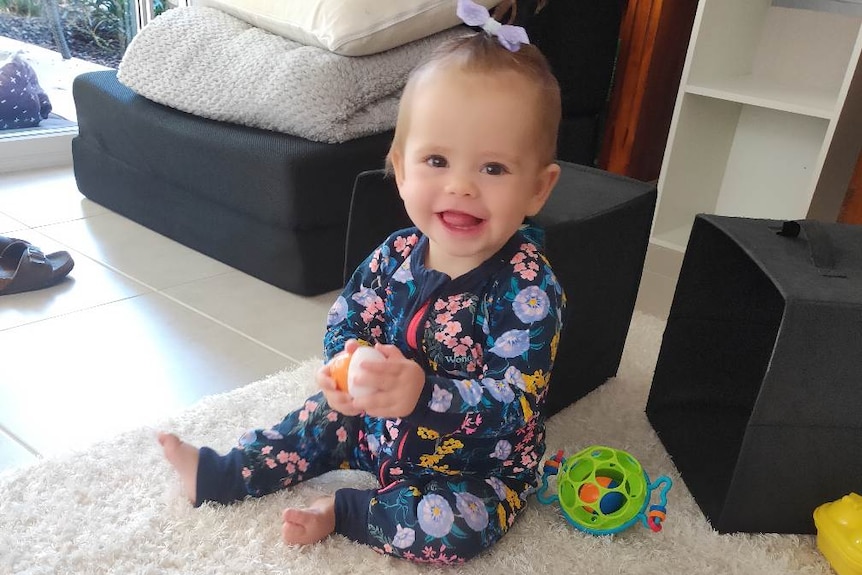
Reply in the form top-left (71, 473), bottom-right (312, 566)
top-left (0, 165), bottom-right (339, 472)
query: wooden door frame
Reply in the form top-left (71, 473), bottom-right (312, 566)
top-left (598, 0), bottom-right (698, 182)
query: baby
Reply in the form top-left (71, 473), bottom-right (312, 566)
top-left (160, 0), bottom-right (565, 564)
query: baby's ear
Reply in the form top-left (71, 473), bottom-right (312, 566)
top-left (527, 162), bottom-right (561, 216)
top-left (389, 151), bottom-right (405, 190)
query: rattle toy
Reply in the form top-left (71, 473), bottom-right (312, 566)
top-left (537, 445), bottom-right (673, 536)
top-left (330, 345), bottom-right (384, 398)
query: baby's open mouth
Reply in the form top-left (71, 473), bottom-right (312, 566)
top-left (439, 211), bottom-right (484, 229)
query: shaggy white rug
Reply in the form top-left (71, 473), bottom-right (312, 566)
top-left (0, 313), bottom-right (833, 575)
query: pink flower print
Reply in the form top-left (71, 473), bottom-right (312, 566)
top-left (336, 426), bottom-right (348, 442)
top-left (385, 421), bottom-right (399, 441)
top-left (435, 331), bottom-right (446, 342)
top-left (446, 299), bottom-right (461, 314)
top-left (288, 452), bottom-right (300, 463)
top-left (461, 335), bottom-right (474, 347)
top-left (394, 235), bottom-right (408, 254)
top-left (298, 459), bottom-right (309, 472)
top-left (510, 252), bottom-right (526, 264)
top-left (286, 462), bottom-right (296, 474)
top-left (369, 249), bottom-right (381, 273)
top-left (305, 399), bottom-right (319, 411)
top-left (434, 299), bottom-right (447, 311)
top-left (384, 543), bottom-right (393, 554)
top-left (517, 265), bottom-right (538, 281)
top-left (265, 458), bottom-right (277, 469)
top-left (443, 321), bottom-right (461, 337)
top-left (242, 467), bottom-right (252, 479)
top-left (453, 343), bottom-right (469, 357)
top-left (435, 311), bottom-right (452, 325)
top-left (390, 467), bottom-right (403, 476)
top-left (371, 325), bottom-right (383, 338)
top-left (520, 242), bottom-right (538, 256)
top-left (298, 409), bottom-right (309, 422)
top-left (394, 233), bottom-right (417, 256)
top-left (277, 451), bottom-right (290, 464)
top-left (361, 309), bottom-right (375, 324)
top-left (261, 445), bottom-right (273, 455)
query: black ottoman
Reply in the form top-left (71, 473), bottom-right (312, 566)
top-left (72, 70), bottom-right (393, 296)
top-left (646, 215), bottom-right (862, 534)
top-left (345, 165), bottom-right (657, 416)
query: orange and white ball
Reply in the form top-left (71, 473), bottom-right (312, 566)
top-left (330, 346), bottom-right (384, 398)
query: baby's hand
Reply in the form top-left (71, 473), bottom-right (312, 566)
top-left (317, 356), bottom-right (362, 417)
top-left (351, 344), bottom-right (424, 419)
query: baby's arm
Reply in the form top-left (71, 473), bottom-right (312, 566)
top-left (323, 230), bottom-right (416, 359)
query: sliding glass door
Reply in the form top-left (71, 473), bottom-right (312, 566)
top-left (0, 0), bottom-right (185, 170)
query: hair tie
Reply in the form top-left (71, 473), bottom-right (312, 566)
top-left (456, 0), bottom-right (530, 52)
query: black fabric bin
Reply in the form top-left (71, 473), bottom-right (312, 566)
top-left (646, 214), bottom-right (862, 534)
top-left (345, 163), bottom-right (657, 417)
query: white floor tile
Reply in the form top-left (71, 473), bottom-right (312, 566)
top-left (0, 212), bottom-right (27, 236)
top-left (162, 272), bottom-right (337, 362)
top-left (0, 291), bottom-right (295, 457)
top-left (0, 168), bottom-right (107, 227)
top-left (39, 211), bottom-right (235, 290)
top-left (0, 229), bottom-right (150, 330)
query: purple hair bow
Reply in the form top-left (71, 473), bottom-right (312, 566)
top-left (456, 0), bottom-right (530, 52)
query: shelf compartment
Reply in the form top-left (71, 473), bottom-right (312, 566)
top-left (687, 1), bottom-right (861, 115)
top-left (654, 95), bottom-right (829, 251)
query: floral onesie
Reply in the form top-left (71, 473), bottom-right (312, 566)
top-left (194, 225), bottom-right (566, 564)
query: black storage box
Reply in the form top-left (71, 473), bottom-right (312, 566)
top-left (345, 164), bottom-right (657, 416)
top-left (646, 214), bottom-right (862, 534)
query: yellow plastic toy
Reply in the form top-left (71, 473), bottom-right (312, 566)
top-left (814, 492), bottom-right (862, 575)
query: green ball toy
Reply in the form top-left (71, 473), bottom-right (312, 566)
top-left (536, 445), bottom-right (673, 535)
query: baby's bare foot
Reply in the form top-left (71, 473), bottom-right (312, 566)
top-left (158, 432), bottom-right (199, 505)
top-left (282, 496), bottom-right (336, 545)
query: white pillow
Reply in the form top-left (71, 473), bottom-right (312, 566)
top-left (191, 0), bottom-right (501, 56)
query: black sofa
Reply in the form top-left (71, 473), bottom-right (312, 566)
top-left (72, 0), bottom-right (623, 296)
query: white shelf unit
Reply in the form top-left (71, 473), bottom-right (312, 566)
top-left (652, 0), bottom-right (862, 253)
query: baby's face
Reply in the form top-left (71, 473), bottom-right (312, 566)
top-left (391, 67), bottom-right (558, 276)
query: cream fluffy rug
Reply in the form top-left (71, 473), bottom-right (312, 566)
top-left (0, 313), bottom-right (833, 574)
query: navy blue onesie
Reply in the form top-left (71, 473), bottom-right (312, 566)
top-left (195, 226), bottom-right (566, 564)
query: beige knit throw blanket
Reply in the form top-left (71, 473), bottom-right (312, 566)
top-left (117, 6), bottom-right (464, 143)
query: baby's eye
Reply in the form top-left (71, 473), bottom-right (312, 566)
top-left (424, 155), bottom-right (448, 168)
top-left (482, 163), bottom-right (509, 176)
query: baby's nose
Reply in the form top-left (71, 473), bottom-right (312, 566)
top-left (445, 174), bottom-right (477, 196)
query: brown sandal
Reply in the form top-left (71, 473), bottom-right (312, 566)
top-left (0, 237), bottom-right (74, 296)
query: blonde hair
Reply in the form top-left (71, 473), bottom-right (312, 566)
top-left (387, 33), bottom-right (561, 170)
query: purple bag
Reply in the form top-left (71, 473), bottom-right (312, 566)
top-left (0, 52), bottom-right (52, 130)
